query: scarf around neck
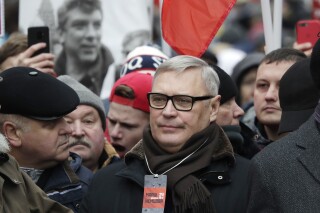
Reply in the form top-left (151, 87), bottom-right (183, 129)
top-left (127, 122), bottom-right (234, 213)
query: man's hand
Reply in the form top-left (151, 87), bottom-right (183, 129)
top-left (293, 41), bottom-right (312, 56)
top-left (1, 42), bottom-right (57, 77)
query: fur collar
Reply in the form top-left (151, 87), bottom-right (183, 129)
top-left (0, 133), bottom-right (10, 153)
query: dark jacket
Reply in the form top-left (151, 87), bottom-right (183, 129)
top-left (238, 122), bottom-right (262, 158)
top-left (222, 124), bottom-right (260, 159)
top-left (247, 116), bottom-right (320, 212)
top-left (37, 152), bottom-right (93, 212)
top-left (80, 154), bottom-right (250, 213)
top-left (0, 153), bottom-right (72, 213)
top-left (241, 106), bottom-right (273, 150)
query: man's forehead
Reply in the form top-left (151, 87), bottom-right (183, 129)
top-left (154, 68), bottom-right (201, 81)
top-left (109, 102), bottom-right (148, 118)
top-left (257, 61), bottom-right (294, 76)
top-left (153, 70), bottom-right (206, 92)
top-left (66, 8), bottom-right (102, 21)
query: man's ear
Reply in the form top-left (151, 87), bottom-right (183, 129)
top-left (2, 121), bottom-right (22, 147)
top-left (209, 95), bottom-right (221, 122)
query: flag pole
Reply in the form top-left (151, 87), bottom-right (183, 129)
top-left (273, 0), bottom-right (283, 50)
top-left (159, 0), bottom-right (172, 57)
top-left (261, 0), bottom-right (273, 54)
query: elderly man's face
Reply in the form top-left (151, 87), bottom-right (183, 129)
top-left (64, 105), bottom-right (105, 171)
top-left (62, 8), bottom-right (102, 63)
top-left (16, 117), bottom-right (71, 169)
top-left (216, 97), bottom-right (244, 126)
top-left (150, 68), bottom-right (220, 153)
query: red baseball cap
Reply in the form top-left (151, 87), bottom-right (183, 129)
top-left (109, 72), bottom-right (153, 113)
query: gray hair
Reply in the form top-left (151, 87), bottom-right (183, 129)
top-left (0, 114), bottom-right (31, 134)
top-left (154, 55), bottom-right (220, 96)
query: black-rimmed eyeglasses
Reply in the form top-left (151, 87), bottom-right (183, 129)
top-left (147, 93), bottom-right (214, 111)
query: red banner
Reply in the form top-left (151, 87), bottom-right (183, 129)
top-left (161, 0), bottom-right (236, 57)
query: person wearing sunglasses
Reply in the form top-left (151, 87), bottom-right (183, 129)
top-left (80, 55), bottom-right (250, 213)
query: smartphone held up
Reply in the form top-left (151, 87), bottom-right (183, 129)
top-left (27, 26), bottom-right (50, 57)
top-left (296, 19), bottom-right (320, 48)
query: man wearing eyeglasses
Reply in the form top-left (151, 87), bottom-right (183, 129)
top-left (80, 55), bottom-right (250, 213)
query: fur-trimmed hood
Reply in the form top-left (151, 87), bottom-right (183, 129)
top-left (0, 133), bottom-right (10, 153)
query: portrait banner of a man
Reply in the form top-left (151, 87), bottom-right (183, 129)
top-left (19, 0), bottom-right (153, 96)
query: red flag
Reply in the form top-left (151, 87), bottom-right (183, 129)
top-left (161, 0), bottom-right (236, 57)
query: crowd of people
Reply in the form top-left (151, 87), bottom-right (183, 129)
top-left (0, 0), bottom-right (319, 212)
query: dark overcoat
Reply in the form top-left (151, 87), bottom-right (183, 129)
top-left (247, 116), bottom-right (320, 212)
top-left (80, 154), bottom-right (250, 213)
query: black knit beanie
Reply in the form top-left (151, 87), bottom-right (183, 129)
top-left (310, 38), bottom-right (320, 124)
top-left (212, 64), bottom-right (238, 105)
